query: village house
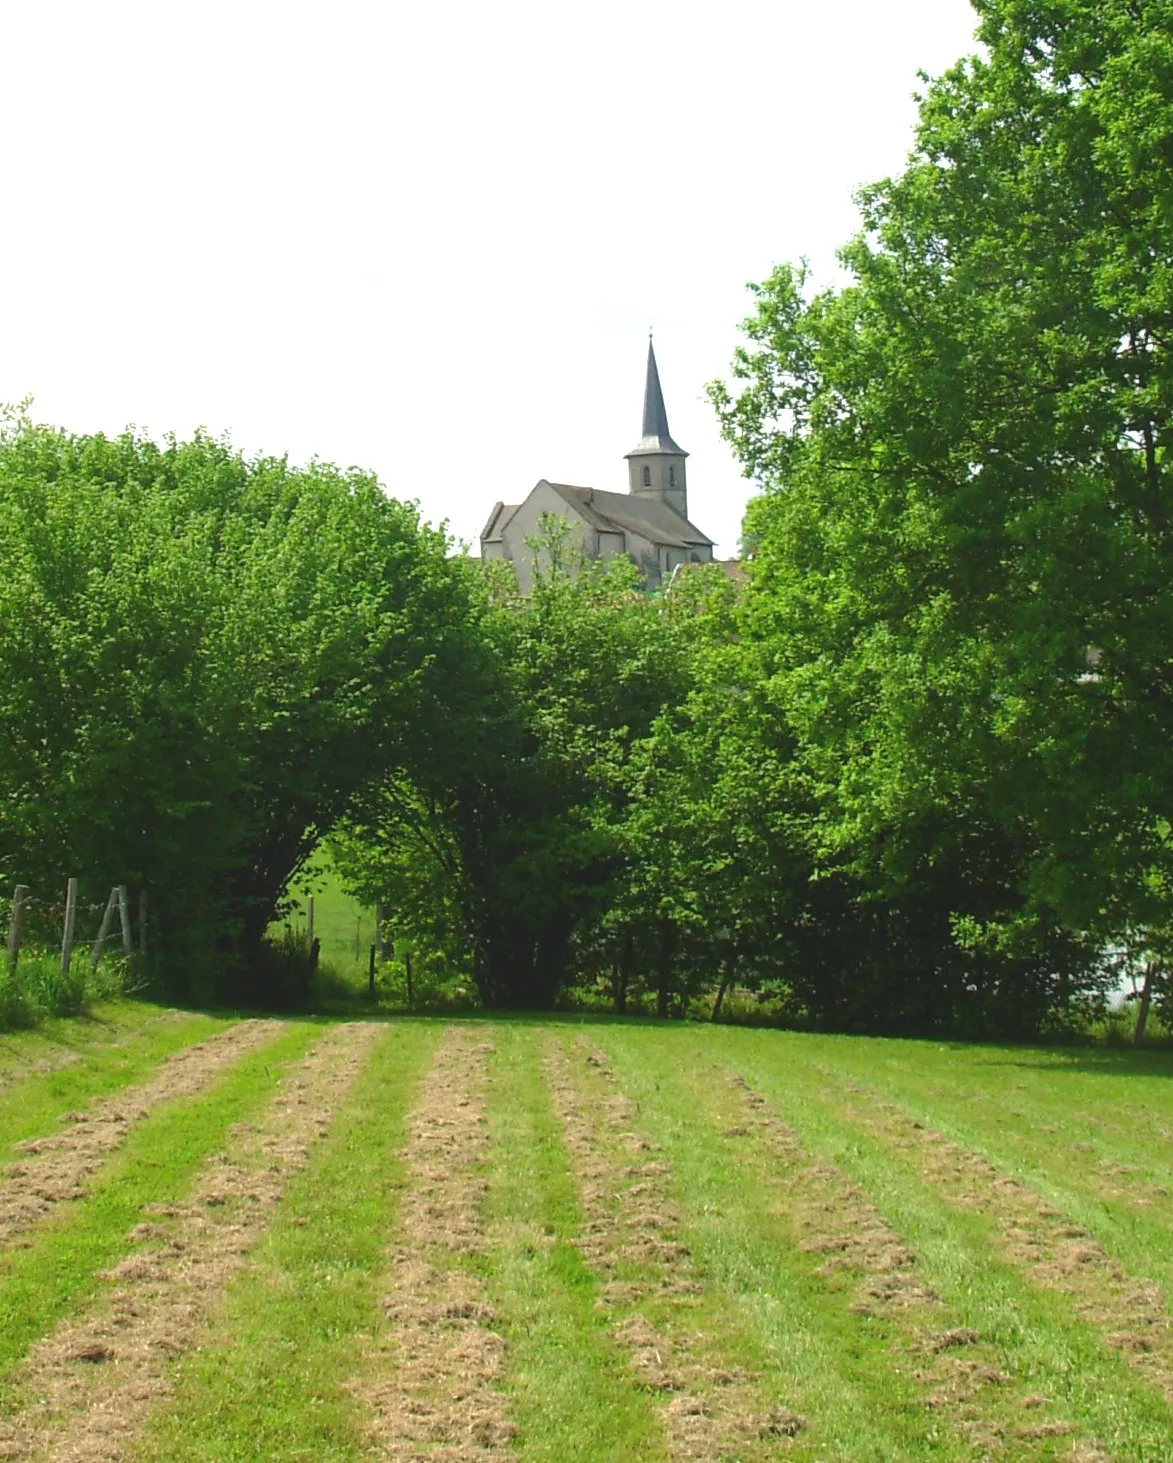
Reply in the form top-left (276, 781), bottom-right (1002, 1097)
top-left (480, 339), bottom-right (715, 592)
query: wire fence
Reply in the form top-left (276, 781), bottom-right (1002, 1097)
top-left (4, 879), bottom-right (146, 977)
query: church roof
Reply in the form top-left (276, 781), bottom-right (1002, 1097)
top-left (548, 482), bottom-right (713, 548)
top-left (625, 338), bottom-right (688, 458)
top-left (481, 501), bottom-right (520, 542)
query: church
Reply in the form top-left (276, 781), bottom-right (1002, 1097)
top-left (480, 339), bottom-right (715, 592)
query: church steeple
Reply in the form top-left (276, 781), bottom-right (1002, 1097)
top-left (626, 335), bottom-right (689, 519)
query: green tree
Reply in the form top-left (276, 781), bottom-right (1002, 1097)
top-left (334, 522), bottom-right (704, 1010)
top-left (0, 412), bottom-right (478, 998)
top-left (709, 0), bottom-right (1172, 1028)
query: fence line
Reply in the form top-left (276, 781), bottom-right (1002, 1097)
top-left (5, 879), bottom-right (146, 975)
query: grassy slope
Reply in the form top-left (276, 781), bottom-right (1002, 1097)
top-left (0, 1004), bottom-right (229, 1156)
top-left (0, 1001), bottom-right (161, 1084)
top-left (133, 1020), bottom-right (439, 1463)
top-left (585, 1023), bottom-right (960, 1462)
top-left (0, 1021), bottom-right (319, 1389)
top-left (595, 1021), bottom-right (1173, 1460)
top-left (285, 852), bottom-right (373, 986)
top-left (1, 1013), bottom-right (1172, 1460)
top-left (135, 1021), bottom-right (664, 1463)
top-left (795, 1033), bottom-right (1173, 1264)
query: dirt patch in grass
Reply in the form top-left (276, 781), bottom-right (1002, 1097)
top-left (0, 1020), bottom-right (380, 1463)
top-left (847, 1087), bottom-right (1173, 1406)
top-left (543, 1041), bottom-right (793, 1462)
top-left (356, 1026), bottom-right (517, 1461)
top-left (0, 1019), bottom-right (285, 1250)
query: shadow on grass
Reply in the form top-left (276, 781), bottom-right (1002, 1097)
top-left (979, 1047), bottom-right (1173, 1078)
top-left (101, 956), bottom-right (1173, 1075)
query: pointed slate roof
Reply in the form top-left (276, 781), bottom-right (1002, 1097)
top-left (626, 337), bottom-right (688, 458)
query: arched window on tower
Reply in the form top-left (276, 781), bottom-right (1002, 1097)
top-left (642, 465), bottom-right (651, 487)
top-left (669, 466), bottom-right (676, 488)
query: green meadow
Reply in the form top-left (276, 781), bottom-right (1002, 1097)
top-left (0, 1007), bottom-right (1168, 1461)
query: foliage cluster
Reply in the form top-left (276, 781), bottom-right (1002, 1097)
top-left (0, 410), bottom-right (485, 1004)
top-left (4, 0), bottom-right (1171, 1036)
top-left (338, 533), bottom-right (1109, 1035)
top-left (708, 0), bottom-right (1173, 1030)
top-left (337, 0), bottom-right (1172, 1036)
top-left (0, 949), bottom-right (128, 1032)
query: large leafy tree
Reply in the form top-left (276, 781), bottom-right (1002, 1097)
top-left (711, 0), bottom-right (1171, 1019)
top-left (0, 412), bottom-right (479, 996)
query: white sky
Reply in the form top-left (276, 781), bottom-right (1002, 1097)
top-left (1, 0), bottom-right (979, 557)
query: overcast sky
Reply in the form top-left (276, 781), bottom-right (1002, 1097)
top-left (1, 0), bottom-right (979, 557)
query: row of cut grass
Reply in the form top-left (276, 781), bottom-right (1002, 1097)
top-left (788, 1032), bottom-right (1173, 1273)
top-left (0, 1019), bottom-right (320, 1389)
top-left (684, 1023), bottom-right (1173, 1460)
top-left (5, 1013), bottom-right (1173, 1460)
top-left (802, 1029), bottom-right (1173, 1176)
top-left (128, 1017), bottom-right (1173, 1461)
top-left (122, 1022), bottom-right (664, 1462)
top-left (132, 1019), bottom-right (439, 1463)
top-left (716, 1030), bottom-right (1173, 1353)
top-left (0, 1000), bottom-right (229, 1158)
top-left (479, 1024), bottom-right (665, 1463)
top-left (583, 1024), bottom-right (981, 1462)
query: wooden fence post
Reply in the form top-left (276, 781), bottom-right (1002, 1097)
top-left (138, 888), bottom-right (147, 955)
top-left (61, 878), bottom-right (79, 977)
top-left (306, 896), bottom-right (315, 955)
top-left (91, 888), bottom-right (119, 967)
top-left (1135, 960), bottom-right (1157, 1044)
top-left (7, 885), bottom-right (28, 971)
top-left (117, 886), bottom-right (133, 957)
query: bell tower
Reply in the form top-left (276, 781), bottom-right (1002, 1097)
top-left (625, 335), bottom-right (688, 520)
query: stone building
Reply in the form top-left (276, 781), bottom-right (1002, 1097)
top-left (480, 339), bottom-right (714, 592)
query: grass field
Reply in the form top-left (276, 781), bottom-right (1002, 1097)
top-left (0, 1008), bottom-right (1171, 1460)
top-left (284, 854), bottom-right (376, 989)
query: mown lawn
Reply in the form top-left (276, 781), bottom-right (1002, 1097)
top-left (0, 1007), bottom-right (1170, 1461)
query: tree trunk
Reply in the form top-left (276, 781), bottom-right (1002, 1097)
top-left (711, 968), bottom-right (730, 1022)
top-left (657, 920), bottom-right (672, 1019)
top-left (614, 931), bottom-right (633, 1014)
top-left (1134, 960), bottom-right (1157, 1044)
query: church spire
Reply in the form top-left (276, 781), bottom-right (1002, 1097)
top-left (625, 335), bottom-right (689, 518)
top-left (631, 335), bottom-right (686, 456)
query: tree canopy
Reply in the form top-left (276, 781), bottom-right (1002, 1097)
top-left (333, 0), bottom-right (1172, 1030)
top-left (708, 0), bottom-right (1173, 1020)
top-left (0, 411), bottom-right (483, 998)
top-left (5, 0), bottom-right (1171, 1035)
